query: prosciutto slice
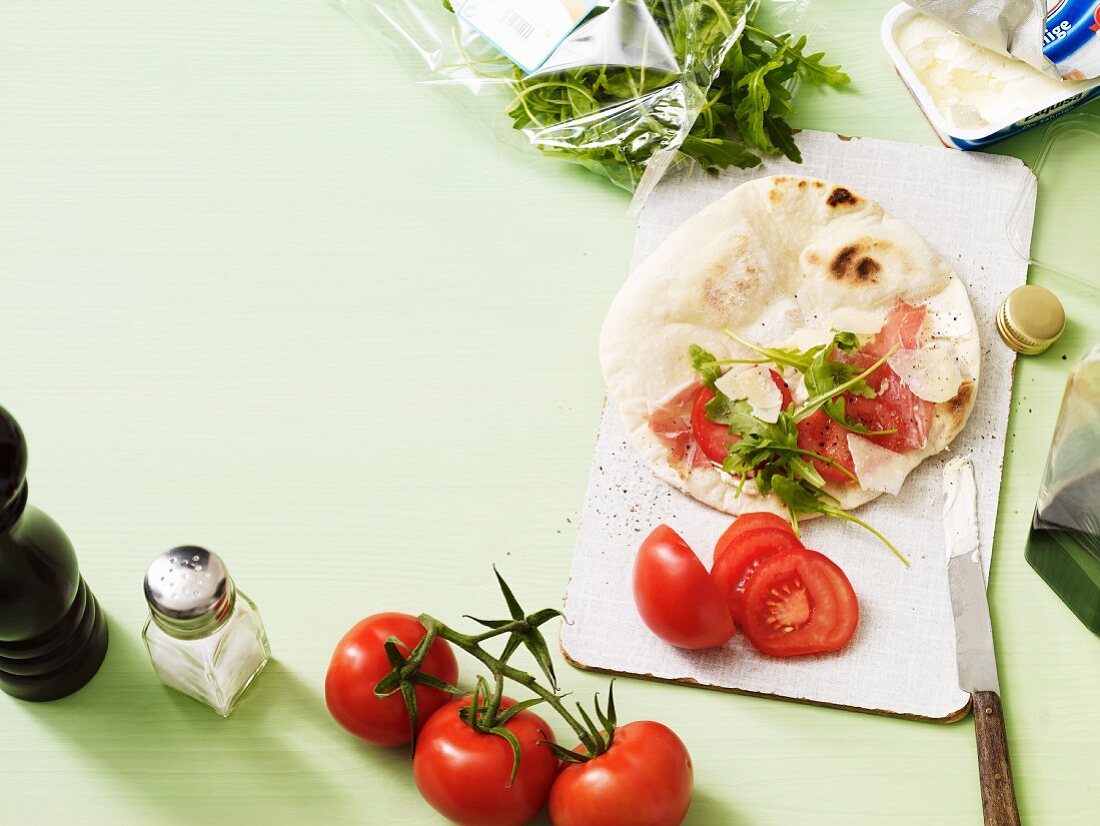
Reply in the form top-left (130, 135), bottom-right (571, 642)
top-left (646, 380), bottom-right (708, 470)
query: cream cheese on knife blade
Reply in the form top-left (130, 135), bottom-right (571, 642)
top-left (943, 454), bottom-right (981, 563)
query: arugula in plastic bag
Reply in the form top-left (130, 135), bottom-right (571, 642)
top-left (444, 0), bottom-right (849, 187)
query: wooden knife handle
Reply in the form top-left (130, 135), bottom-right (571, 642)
top-left (972, 691), bottom-right (1021, 826)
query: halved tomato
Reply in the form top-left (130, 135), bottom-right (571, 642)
top-left (690, 371), bottom-right (793, 465)
top-left (741, 549), bottom-right (859, 657)
top-left (711, 528), bottom-right (805, 624)
top-left (713, 512), bottom-right (796, 562)
top-left (633, 526), bottom-right (735, 650)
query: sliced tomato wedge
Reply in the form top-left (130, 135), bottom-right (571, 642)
top-left (711, 528), bottom-right (805, 625)
top-left (633, 525), bottom-right (735, 650)
top-left (795, 409), bottom-right (855, 482)
top-left (713, 512), bottom-right (795, 562)
top-left (691, 372), bottom-right (792, 465)
top-left (741, 549), bottom-right (859, 657)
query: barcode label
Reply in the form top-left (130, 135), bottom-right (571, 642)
top-left (501, 10), bottom-right (535, 40)
top-left (457, 0), bottom-right (596, 73)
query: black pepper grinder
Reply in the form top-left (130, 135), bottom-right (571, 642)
top-left (0, 405), bottom-right (109, 700)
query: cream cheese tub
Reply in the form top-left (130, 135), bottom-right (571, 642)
top-left (882, 4), bottom-right (1100, 149)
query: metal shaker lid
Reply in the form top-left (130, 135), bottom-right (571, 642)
top-left (144, 547), bottom-right (235, 638)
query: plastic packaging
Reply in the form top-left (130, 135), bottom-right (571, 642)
top-left (344, 0), bottom-right (817, 204)
top-left (1007, 112), bottom-right (1100, 294)
top-left (908, 0), bottom-right (1100, 81)
top-left (1026, 343), bottom-right (1100, 633)
top-left (882, 4), bottom-right (1100, 150)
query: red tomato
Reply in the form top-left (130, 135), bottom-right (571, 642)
top-left (800, 302), bottom-right (933, 472)
top-left (690, 371), bottom-right (793, 464)
top-left (633, 526), bottom-right (735, 649)
top-left (713, 512), bottom-right (796, 562)
top-left (413, 695), bottom-right (559, 826)
top-left (711, 528), bottom-right (805, 624)
top-left (325, 612), bottom-right (458, 747)
top-left (741, 549), bottom-right (859, 657)
top-left (845, 388), bottom-right (909, 451)
top-left (796, 409), bottom-right (856, 482)
top-left (549, 721), bottom-right (694, 826)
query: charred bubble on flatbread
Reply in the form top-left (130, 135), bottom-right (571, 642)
top-left (599, 176), bottom-right (980, 559)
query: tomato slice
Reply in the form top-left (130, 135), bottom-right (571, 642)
top-left (633, 525), bottom-right (735, 649)
top-left (741, 549), bottom-right (859, 657)
top-left (711, 528), bottom-right (805, 624)
top-left (691, 372), bottom-right (793, 465)
top-left (713, 512), bottom-right (796, 562)
top-left (795, 409), bottom-right (855, 483)
top-left (690, 387), bottom-right (735, 465)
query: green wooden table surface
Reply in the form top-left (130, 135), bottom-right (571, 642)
top-left (1, 1), bottom-right (1097, 823)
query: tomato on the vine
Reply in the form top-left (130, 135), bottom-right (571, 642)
top-left (414, 695), bottom-right (559, 826)
top-left (741, 549), bottom-right (859, 657)
top-left (634, 525), bottom-right (735, 649)
top-left (549, 721), bottom-right (694, 826)
top-left (325, 612), bottom-right (458, 747)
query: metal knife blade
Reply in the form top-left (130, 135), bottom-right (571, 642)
top-left (943, 455), bottom-right (1000, 695)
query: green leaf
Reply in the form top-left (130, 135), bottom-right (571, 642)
top-left (494, 566), bottom-right (525, 621)
top-left (593, 682), bottom-right (618, 748)
top-left (576, 702), bottom-right (606, 754)
top-left (409, 671), bottom-right (460, 694)
top-left (794, 345), bottom-right (898, 424)
top-left (763, 113), bottom-right (801, 163)
top-left (546, 741), bottom-right (589, 764)
top-left (723, 328), bottom-right (817, 371)
top-left (484, 568), bottom-right (561, 689)
top-left (689, 344), bottom-right (724, 389)
top-left (489, 725), bottom-right (525, 786)
top-left (495, 697), bottom-right (546, 727)
top-left (680, 135), bottom-right (762, 172)
top-left (399, 679), bottom-right (420, 749)
top-left (521, 627), bottom-right (559, 692)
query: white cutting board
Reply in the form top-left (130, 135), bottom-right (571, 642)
top-left (561, 131), bottom-right (1035, 721)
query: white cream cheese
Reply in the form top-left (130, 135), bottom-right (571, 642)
top-left (895, 13), bottom-right (1091, 131)
top-left (942, 454), bottom-right (980, 562)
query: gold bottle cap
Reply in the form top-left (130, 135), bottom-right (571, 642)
top-left (996, 285), bottom-right (1065, 355)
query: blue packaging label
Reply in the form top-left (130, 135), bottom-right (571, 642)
top-left (1045, 0), bottom-right (1100, 78)
top-left (946, 81), bottom-right (1100, 148)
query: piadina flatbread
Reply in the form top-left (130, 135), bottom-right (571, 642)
top-left (599, 175), bottom-right (980, 517)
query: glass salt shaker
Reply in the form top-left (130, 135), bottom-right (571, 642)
top-left (142, 546), bottom-right (270, 716)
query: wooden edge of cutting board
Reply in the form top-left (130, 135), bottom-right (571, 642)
top-left (559, 633), bottom-right (973, 724)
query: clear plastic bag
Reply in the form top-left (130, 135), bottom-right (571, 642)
top-left (345, 0), bottom-right (816, 204)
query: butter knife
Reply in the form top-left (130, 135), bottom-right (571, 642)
top-left (943, 455), bottom-right (1020, 826)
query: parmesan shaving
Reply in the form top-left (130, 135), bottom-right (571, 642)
top-left (888, 344), bottom-right (964, 403)
top-left (787, 326), bottom-right (833, 351)
top-left (715, 364), bottom-right (783, 423)
top-left (847, 435), bottom-right (913, 495)
top-left (829, 307), bottom-right (887, 335)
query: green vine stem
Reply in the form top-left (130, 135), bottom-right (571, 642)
top-left (415, 614), bottom-right (597, 753)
